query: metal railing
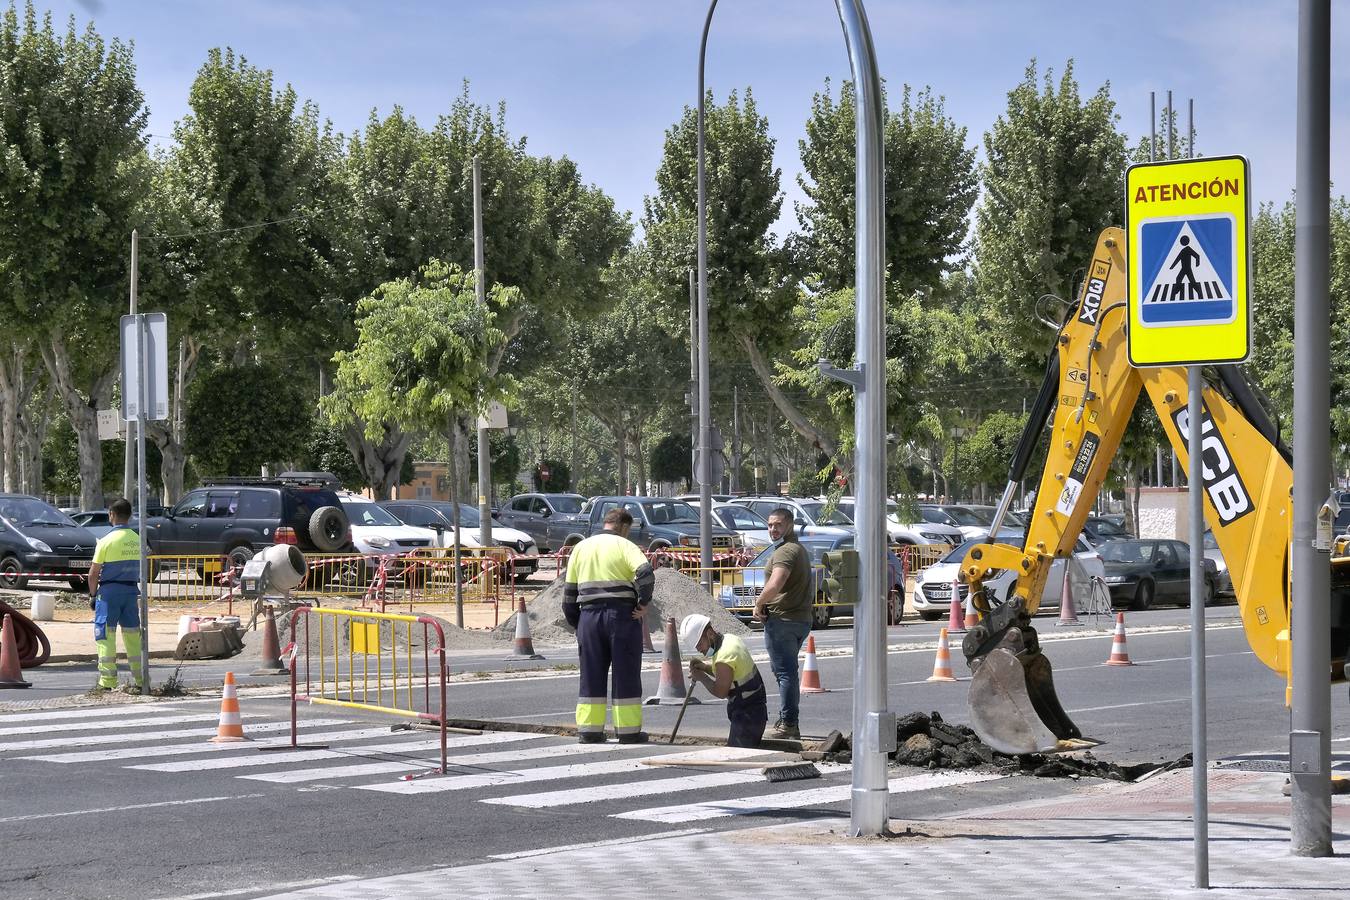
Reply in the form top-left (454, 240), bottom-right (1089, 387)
top-left (285, 606), bottom-right (448, 772)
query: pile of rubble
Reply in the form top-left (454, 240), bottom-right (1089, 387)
top-left (805, 711), bottom-right (1186, 782)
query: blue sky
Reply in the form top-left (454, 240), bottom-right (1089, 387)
top-left (36, 0), bottom-right (1350, 237)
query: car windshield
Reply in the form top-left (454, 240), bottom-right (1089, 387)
top-left (920, 508), bottom-right (955, 525)
top-left (717, 506), bottom-right (767, 529)
top-left (799, 502), bottom-right (853, 526)
top-left (1100, 541), bottom-right (1152, 563)
top-left (342, 501), bottom-right (402, 527)
top-left (0, 498), bottom-right (76, 528)
top-left (748, 538), bottom-right (844, 568)
top-left (551, 497), bottom-right (584, 514)
top-left (642, 501), bottom-right (700, 525)
top-left (945, 507), bottom-right (989, 526)
top-left (1091, 519), bottom-right (1131, 538)
top-left (939, 533), bottom-right (1025, 563)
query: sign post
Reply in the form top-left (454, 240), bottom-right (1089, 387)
top-left (120, 312), bottom-right (169, 691)
top-left (1126, 155), bottom-right (1251, 888)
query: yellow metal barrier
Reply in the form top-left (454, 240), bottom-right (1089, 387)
top-left (287, 606), bottom-right (447, 772)
top-left (146, 555), bottom-right (233, 602)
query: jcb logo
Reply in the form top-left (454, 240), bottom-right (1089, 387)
top-left (1171, 405), bottom-right (1254, 525)
top-left (1076, 258), bottom-right (1111, 325)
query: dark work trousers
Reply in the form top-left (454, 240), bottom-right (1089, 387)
top-left (726, 668), bottom-right (769, 748)
top-left (576, 602), bottom-right (644, 737)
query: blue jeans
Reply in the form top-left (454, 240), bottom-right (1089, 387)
top-left (763, 618), bottom-right (811, 726)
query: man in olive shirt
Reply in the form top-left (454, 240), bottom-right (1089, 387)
top-left (752, 507), bottom-right (813, 740)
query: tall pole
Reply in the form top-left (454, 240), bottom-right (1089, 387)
top-left (696, 2), bottom-right (719, 587)
top-left (473, 156), bottom-right (492, 549)
top-left (124, 230), bottom-right (138, 502)
top-left (135, 315), bottom-right (150, 689)
top-left (689, 270), bottom-right (699, 493)
top-left (1291, 0), bottom-right (1333, 858)
top-left (1186, 366), bottom-right (1208, 886)
top-left (732, 385), bottom-right (741, 493)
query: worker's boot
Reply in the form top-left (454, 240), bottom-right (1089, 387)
top-left (617, 731), bottom-right (649, 744)
top-left (772, 720), bottom-right (800, 740)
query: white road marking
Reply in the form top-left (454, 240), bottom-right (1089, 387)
top-left (0, 794), bottom-right (266, 825)
top-left (483, 770), bottom-right (770, 808)
top-left (0, 722), bottom-right (257, 753)
top-left (129, 731), bottom-right (548, 772)
top-left (486, 827), bottom-right (709, 860)
top-left (0, 712), bottom-right (244, 737)
top-left (356, 745), bottom-right (771, 795)
top-left (613, 770), bottom-right (1004, 823)
top-left (241, 738), bottom-right (648, 784)
top-left (1067, 697), bottom-right (1191, 713)
top-left (16, 722), bottom-right (377, 763)
top-left (0, 703), bottom-right (183, 722)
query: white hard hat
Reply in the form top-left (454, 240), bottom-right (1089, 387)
top-left (679, 614), bottom-right (712, 655)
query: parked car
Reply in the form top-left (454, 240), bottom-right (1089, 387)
top-left (379, 500), bottom-right (539, 581)
top-left (0, 495), bottom-right (97, 591)
top-left (337, 493), bottom-right (438, 557)
top-left (1082, 515), bottom-right (1136, 545)
top-left (496, 493), bottom-right (587, 552)
top-left (1099, 538), bottom-right (1217, 610)
top-left (1202, 530), bottom-right (1234, 596)
top-left (72, 506), bottom-right (169, 540)
top-left (707, 502), bottom-right (773, 555)
top-left (143, 474), bottom-right (353, 571)
top-left (540, 496), bottom-right (738, 555)
top-left (717, 533), bottom-right (903, 629)
top-left (912, 531), bottom-right (1106, 621)
top-left (675, 493), bottom-right (737, 503)
top-left (728, 496), bottom-right (853, 539)
top-left (828, 497), bottom-right (962, 546)
top-left (917, 504), bottom-right (1000, 541)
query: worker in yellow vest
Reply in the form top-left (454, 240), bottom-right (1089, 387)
top-left (88, 498), bottom-right (143, 692)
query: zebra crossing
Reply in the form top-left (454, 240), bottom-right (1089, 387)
top-left (0, 700), bottom-right (1010, 827)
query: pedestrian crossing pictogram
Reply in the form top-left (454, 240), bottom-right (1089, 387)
top-left (1138, 215), bottom-right (1236, 327)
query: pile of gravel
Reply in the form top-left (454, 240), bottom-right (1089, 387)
top-left (812, 710), bottom-right (1180, 782)
top-left (495, 567), bottom-right (750, 646)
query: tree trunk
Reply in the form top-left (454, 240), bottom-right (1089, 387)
top-left (739, 333), bottom-right (839, 460)
top-left (39, 335), bottom-right (114, 510)
top-left (634, 427), bottom-right (646, 496)
top-left (341, 422), bottom-right (410, 500)
top-left (19, 381), bottom-right (53, 496)
top-left (616, 422), bottom-right (628, 494)
top-left (1127, 468), bottom-right (1143, 536)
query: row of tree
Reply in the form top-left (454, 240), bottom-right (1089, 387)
top-left (2, 4), bottom-right (1345, 515)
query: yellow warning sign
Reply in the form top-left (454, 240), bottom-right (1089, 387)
top-left (350, 620), bottom-right (379, 655)
top-left (1125, 155), bottom-right (1251, 367)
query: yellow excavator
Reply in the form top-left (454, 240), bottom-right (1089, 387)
top-left (959, 225), bottom-right (1350, 755)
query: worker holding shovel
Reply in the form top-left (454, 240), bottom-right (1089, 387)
top-left (679, 614), bottom-right (768, 748)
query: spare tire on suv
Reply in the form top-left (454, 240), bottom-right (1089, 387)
top-left (307, 505), bottom-right (349, 552)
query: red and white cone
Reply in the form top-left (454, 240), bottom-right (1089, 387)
top-left (0, 614), bottom-right (30, 689)
top-left (251, 607), bottom-right (289, 675)
top-left (799, 634), bottom-right (828, 693)
top-left (1054, 565), bottom-right (1082, 627)
top-left (1105, 612), bottom-right (1134, 666)
top-left (209, 672), bottom-right (249, 743)
top-left (946, 579), bottom-right (966, 634)
top-left (926, 627), bottom-right (957, 682)
top-left (645, 617), bottom-right (697, 705)
top-left (507, 597), bottom-right (544, 660)
top-left (963, 585), bottom-right (979, 629)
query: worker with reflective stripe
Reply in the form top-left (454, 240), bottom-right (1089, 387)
top-left (680, 613), bottom-right (768, 748)
top-left (563, 508), bottom-right (654, 744)
top-left (88, 498), bottom-right (143, 692)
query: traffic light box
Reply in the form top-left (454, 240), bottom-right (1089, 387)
top-left (821, 549), bottom-right (860, 606)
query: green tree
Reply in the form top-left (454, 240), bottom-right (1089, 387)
top-left (0, 4), bottom-right (150, 507)
top-left (795, 80), bottom-right (978, 295)
top-left (650, 432), bottom-right (691, 490)
top-left (973, 60), bottom-right (1127, 375)
top-left (185, 365), bottom-right (313, 477)
top-left (468, 431), bottom-right (523, 496)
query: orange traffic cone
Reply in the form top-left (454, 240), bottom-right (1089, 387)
top-left (946, 580), bottom-right (966, 634)
top-left (1105, 612), bottom-right (1134, 666)
top-left (209, 672), bottom-right (249, 742)
top-left (963, 587), bottom-right (979, 629)
top-left (0, 614), bottom-right (30, 689)
top-left (799, 634), bottom-right (828, 693)
top-left (926, 627), bottom-right (957, 682)
top-left (251, 607), bottom-right (288, 675)
top-left (507, 597), bottom-right (544, 660)
top-left (1055, 565), bottom-right (1082, 627)
top-left (645, 617), bottom-right (698, 705)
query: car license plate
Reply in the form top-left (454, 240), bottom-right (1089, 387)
top-left (928, 585), bottom-right (949, 598)
top-left (68, 559), bottom-right (91, 569)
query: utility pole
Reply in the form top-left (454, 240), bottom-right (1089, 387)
top-left (732, 385), bottom-right (741, 493)
top-left (473, 156), bottom-right (492, 550)
top-left (688, 270), bottom-right (698, 493)
top-left (1291, 0), bottom-right (1333, 858)
top-left (124, 230), bottom-right (137, 502)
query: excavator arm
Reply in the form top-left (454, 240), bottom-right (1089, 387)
top-left (959, 226), bottom-right (1319, 755)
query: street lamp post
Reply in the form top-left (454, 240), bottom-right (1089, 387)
top-left (696, 0), bottom-right (890, 837)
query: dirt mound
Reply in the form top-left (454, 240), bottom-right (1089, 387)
top-left (494, 567), bottom-right (750, 646)
top-left (811, 711), bottom-right (1183, 782)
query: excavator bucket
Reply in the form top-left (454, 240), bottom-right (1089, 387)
top-left (968, 648), bottom-right (1061, 755)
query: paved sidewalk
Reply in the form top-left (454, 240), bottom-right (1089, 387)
top-left (256, 770), bottom-right (1350, 900)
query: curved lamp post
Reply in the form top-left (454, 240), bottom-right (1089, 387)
top-left (696, 0), bottom-right (890, 836)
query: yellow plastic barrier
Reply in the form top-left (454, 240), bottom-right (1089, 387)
top-left (287, 606), bottom-right (448, 772)
top-left (146, 555), bottom-right (233, 602)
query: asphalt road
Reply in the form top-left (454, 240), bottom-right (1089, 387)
top-left (3, 604), bottom-right (1347, 900)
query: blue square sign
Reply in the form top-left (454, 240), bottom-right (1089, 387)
top-left (1137, 214), bottom-right (1237, 327)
